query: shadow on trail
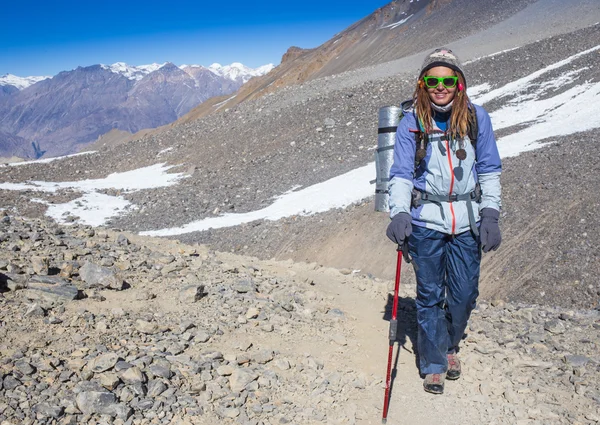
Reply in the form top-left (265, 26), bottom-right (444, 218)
top-left (382, 294), bottom-right (418, 401)
top-left (0, 273), bottom-right (12, 293)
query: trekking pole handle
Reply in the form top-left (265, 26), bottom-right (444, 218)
top-left (397, 241), bottom-right (412, 264)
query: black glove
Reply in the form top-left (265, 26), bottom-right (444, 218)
top-left (480, 208), bottom-right (501, 253)
top-left (386, 212), bottom-right (412, 245)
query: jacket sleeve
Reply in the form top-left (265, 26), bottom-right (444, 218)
top-left (474, 105), bottom-right (502, 212)
top-left (388, 114), bottom-right (416, 218)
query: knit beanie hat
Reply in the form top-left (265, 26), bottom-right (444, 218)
top-left (419, 48), bottom-right (466, 86)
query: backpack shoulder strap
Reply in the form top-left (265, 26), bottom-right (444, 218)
top-left (467, 104), bottom-right (478, 147)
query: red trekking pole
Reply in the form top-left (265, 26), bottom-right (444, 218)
top-left (382, 245), bottom-right (405, 423)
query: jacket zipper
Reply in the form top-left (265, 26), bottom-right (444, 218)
top-left (445, 138), bottom-right (456, 234)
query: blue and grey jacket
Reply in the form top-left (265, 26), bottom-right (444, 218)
top-left (388, 103), bottom-right (502, 235)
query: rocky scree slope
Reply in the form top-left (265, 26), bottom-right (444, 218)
top-left (1, 24), bottom-right (599, 309)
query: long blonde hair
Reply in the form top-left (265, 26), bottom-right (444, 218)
top-left (413, 71), bottom-right (470, 139)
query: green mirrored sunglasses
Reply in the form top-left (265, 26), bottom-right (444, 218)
top-left (423, 76), bottom-right (458, 89)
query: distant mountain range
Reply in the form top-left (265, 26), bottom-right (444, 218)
top-left (0, 74), bottom-right (51, 90)
top-left (0, 62), bottom-right (274, 158)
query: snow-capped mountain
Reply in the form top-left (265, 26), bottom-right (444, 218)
top-left (0, 74), bottom-right (50, 90)
top-left (207, 62), bottom-right (275, 84)
top-left (1, 62), bottom-right (273, 91)
top-left (100, 62), bottom-right (167, 81)
top-left (0, 61), bottom-right (274, 158)
top-left (100, 62), bottom-right (275, 85)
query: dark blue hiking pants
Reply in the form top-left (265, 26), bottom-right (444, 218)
top-left (409, 225), bottom-right (481, 375)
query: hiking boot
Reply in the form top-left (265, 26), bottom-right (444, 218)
top-left (447, 353), bottom-right (461, 380)
top-left (423, 373), bottom-right (445, 394)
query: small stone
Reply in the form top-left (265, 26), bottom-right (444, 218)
top-left (135, 319), bottom-right (160, 334)
top-left (31, 256), bottom-right (49, 275)
top-left (3, 375), bottom-right (21, 390)
top-left (76, 391), bottom-right (132, 419)
top-left (33, 403), bottom-right (64, 418)
top-left (88, 353), bottom-right (120, 373)
top-left (79, 262), bottom-right (124, 290)
top-left (504, 389), bottom-right (518, 403)
top-left (97, 372), bottom-right (121, 391)
top-left (46, 315), bottom-right (63, 324)
top-left (229, 369), bottom-right (259, 392)
top-left (116, 234), bottom-right (129, 246)
top-left (237, 353), bottom-right (251, 365)
top-left (326, 308), bottom-right (345, 317)
top-left (234, 279), bottom-right (256, 294)
top-left (194, 330), bottom-right (211, 343)
top-left (179, 285), bottom-right (205, 303)
top-left (114, 361), bottom-right (133, 372)
top-left (119, 366), bottom-right (146, 384)
top-left (273, 359), bottom-right (290, 370)
top-left (148, 364), bottom-right (172, 379)
top-left (246, 307), bottom-right (260, 319)
top-left (218, 407), bottom-right (240, 418)
top-left (512, 359), bottom-right (553, 368)
top-left (217, 365), bottom-right (235, 376)
top-left (188, 378), bottom-right (207, 394)
top-left (25, 303), bottom-right (46, 317)
top-left (23, 280), bottom-right (79, 307)
top-left (59, 262), bottom-right (74, 278)
top-left (564, 355), bottom-right (590, 368)
top-left (252, 350), bottom-right (274, 364)
top-left (544, 319), bottom-right (566, 334)
top-left (15, 360), bottom-right (36, 375)
top-left (147, 380), bottom-right (167, 397)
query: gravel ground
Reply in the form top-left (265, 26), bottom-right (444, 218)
top-left (1, 216), bottom-right (599, 424)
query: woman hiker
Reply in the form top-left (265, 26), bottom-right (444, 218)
top-left (386, 48), bottom-right (502, 394)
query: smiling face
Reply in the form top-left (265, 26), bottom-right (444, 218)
top-left (425, 66), bottom-right (457, 106)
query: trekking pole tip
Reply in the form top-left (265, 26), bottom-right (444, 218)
top-left (382, 419), bottom-right (387, 424)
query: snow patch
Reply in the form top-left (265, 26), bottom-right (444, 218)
top-left (1, 151), bottom-right (97, 167)
top-left (463, 47), bottom-right (522, 65)
top-left (43, 193), bottom-right (132, 227)
top-left (379, 15), bottom-right (413, 30)
top-left (0, 163), bottom-right (186, 226)
top-left (472, 45), bottom-right (600, 105)
top-left (141, 164), bottom-right (374, 237)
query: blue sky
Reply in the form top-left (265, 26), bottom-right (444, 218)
top-left (1, 1), bottom-right (390, 77)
